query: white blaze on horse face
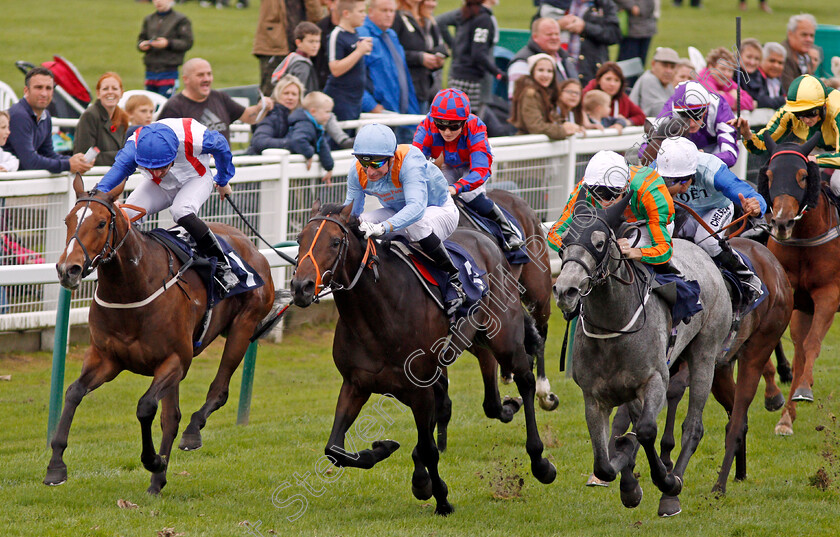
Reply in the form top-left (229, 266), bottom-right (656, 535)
top-left (65, 206), bottom-right (94, 257)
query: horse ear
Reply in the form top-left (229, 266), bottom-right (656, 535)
top-left (106, 180), bottom-right (125, 201)
top-left (800, 131), bottom-right (822, 157)
top-left (72, 173), bottom-right (86, 199)
top-left (756, 166), bottom-right (772, 208)
top-left (340, 203), bottom-right (353, 219)
top-left (310, 199), bottom-right (322, 217)
top-left (604, 192), bottom-right (632, 229)
top-left (763, 134), bottom-right (776, 156)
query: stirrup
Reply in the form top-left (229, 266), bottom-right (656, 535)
top-left (445, 278), bottom-right (465, 317)
top-left (502, 233), bottom-right (525, 251)
top-left (214, 260), bottom-right (239, 294)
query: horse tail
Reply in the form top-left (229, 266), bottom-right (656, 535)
top-left (250, 289), bottom-right (293, 342)
top-left (523, 307), bottom-right (541, 359)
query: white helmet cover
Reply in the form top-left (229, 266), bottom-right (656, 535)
top-left (657, 137), bottom-right (699, 178)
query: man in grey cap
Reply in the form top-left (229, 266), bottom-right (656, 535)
top-left (629, 47), bottom-right (679, 117)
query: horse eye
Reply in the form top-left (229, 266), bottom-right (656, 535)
top-left (331, 238), bottom-right (342, 248)
top-left (97, 220), bottom-right (107, 229)
top-left (594, 238), bottom-right (606, 251)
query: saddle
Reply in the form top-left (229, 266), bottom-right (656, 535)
top-left (388, 236), bottom-right (488, 319)
top-left (456, 200), bottom-right (531, 266)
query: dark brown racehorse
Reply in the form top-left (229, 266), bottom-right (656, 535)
top-left (46, 174), bottom-right (274, 494)
top-left (457, 189), bottom-right (558, 411)
top-left (290, 201), bottom-right (555, 515)
top-left (757, 133), bottom-right (838, 435)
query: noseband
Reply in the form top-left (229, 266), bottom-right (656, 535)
top-left (71, 195), bottom-right (130, 277)
top-left (297, 216), bottom-right (379, 300)
top-left (560, 216), bottom-right (621, 296)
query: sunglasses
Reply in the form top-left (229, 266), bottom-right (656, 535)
top-left (793, 108), bottom-right (821, 119)
top-left (434, 120), bottom-right (465, 132)
top-left (590, 185), bottom-right (627, 202)
top-left (675, 108), bottom-right (706, 121)
top-left (664, 176), bottom-right (693, 187)
top-left (357, 156), bottom-right (390, 169)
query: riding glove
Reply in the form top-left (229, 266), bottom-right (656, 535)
top-left (359, 221), bottom-right (386, 239)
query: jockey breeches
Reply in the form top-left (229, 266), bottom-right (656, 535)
top-left (441, 164), bottom-right (486, 203)
top-left (360, 196), bottom-right (459, 242)
top-left (124, 175), bottom-right (215, 223)
top-left (674, 204), bottom-right (733, 257)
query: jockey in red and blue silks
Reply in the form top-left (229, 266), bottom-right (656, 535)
top-left (413, 88), bottom-right (524, 251)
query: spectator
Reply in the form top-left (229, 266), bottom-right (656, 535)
top-left (699, 47), bottom-right (755, 112)
top-left (557, 78), bottom-right (587, 126)
top-left (314, 0), bottom-right (340, 91)
top-left (739, 38), bottom-right (763, 82)
top-left (158, 58), bottom-right (274, 143)
top-left (271, 21), bottom-right (323, 93)
top-left (252, 0), bottom-right (324, 96)
top-left (808, 46), bottom-right (823, 75)
top-left (288, 91), bottom-right (336, 185)
top-left (0, 111), bottom-right (19, 172)
top-left (392, 0), bottom-right (447, 109)
top-left (742, 42), bottom-right (787, 110)
top-left (782, 14), bottom-right (819, 90)
top-left (138, 0), bottom-right (193, 98)
top-left (3, 68), bottom-right (92, 174)
top-left (509, 53), bottom-right (582, 139)
top-left (583, 89), bottom-right (626, 133)
top-left (739, 0), bottom-right (772, 14)
top-left (507, 18), bottom-right (576, 98)
top-left (73, 73), bottom-right (129, 166)
top-left (249, 75), bottom-right (304, 154)
top-left (445, 0), bottom-right (504, 112)
top-left (614, 0), bottom-right (657, 76)
top-left (629, 47), bottom-right (678, 117)
top-left (674, 58), bottom-right (696, 85)
top-left (125, 94), bottom-right (156, 139)
top-left (323, 0), bottom-right (372, 122)
top-left (552, 0), bottom-right (621, 85)
top-left (582, 62), bottom-right (646, 126)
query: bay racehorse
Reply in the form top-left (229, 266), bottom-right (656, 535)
top-left (46, 175), bottom-right (274, 494)
top-left (290, 201), bottom-right (555, 515)
top-left (553, 196), bottom-right (731, 516)
top-left (457, 188), bottom-right (558, 411)
top-left (757, 132), bottom-right (838, 435)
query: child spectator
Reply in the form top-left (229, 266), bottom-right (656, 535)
top-left (324, 0), bottom-right (373, 121)
top-left (124, 94), bottom-right (156, 139)
top-left (699, 47), bottom-right (755, 112)
top-left (583, 89), bottom-right (626, 133)
top-left (0, 111), bottom-right (20, 172)
top-left (674, 58), bottom-right (696, 85)
top-left (288, 92), bottom-right (336, 184)
top-left (582, 62), bottom-right (646, 126)
top-left (271, 21), bottom-right (323, 94)
top-left (509, 53), bottom-right (581, 139)
top-left (558, 79), bottom-right (587, 127)
top-left (137, 0), bottom-right (194, 98)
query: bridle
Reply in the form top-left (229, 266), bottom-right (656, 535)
top-left (70, 195), bottom-right (131, 278)
top-left (296, 216), bottom-right (379, 301)
top-left (768, 150), bottom-right (811, 222)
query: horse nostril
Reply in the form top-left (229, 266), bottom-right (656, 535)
top-left (67, 265), bottom-right (82, 278)
top-left (565, 287), bottom-right (579, 299)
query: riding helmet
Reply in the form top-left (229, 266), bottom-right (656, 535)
top-left (135, 123), bottom-right (179, 168)
top-left (784, 74), bottom-right (829, 113)
top-left (352, 124), bottom-right (398, 158)
top-left (429, 88), bottom-right (471, 121)
top-left (657, 138), bottom-right (699, 178)
top-left (672, 81), bottom-right (711, 117)
top-left (582, 151), bottom-right (631, 189)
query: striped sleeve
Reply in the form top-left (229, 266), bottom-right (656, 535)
top-left (816, 112), bottom-right (840, 169)
top-left (743, 108), bottom-right (794, 154)
top-left (546, 182), bottom-right (585, 252)
top-left (411, 117), bottom-right (434, 158)
top-left (632, 168), bottom-right (673, 264)
top-left (454, 118), bottom-right (492, 193)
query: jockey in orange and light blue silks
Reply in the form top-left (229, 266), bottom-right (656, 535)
top-left (548, 150), bottom-right (674, 266)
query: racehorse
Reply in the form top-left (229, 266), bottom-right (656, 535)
top-left (553, 196), bottom-right (731, 517)
top-left (457, 189), bottom-right (558, 411)
top-left (46, 175), bottom-right (275, 494)
top-left (290, 201), bottom-right (556, 516)
top-left (757, 132), bottom-right (838, 436)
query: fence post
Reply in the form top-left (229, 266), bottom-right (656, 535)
top-left (237, 341), bottom-right (258, 425)
top-left (47, 286), bottom-right (72, 445)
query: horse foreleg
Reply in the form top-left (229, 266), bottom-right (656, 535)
top-left (584, 397), bottom-right (631, 485)
top-left (44, 350), bottom-right (121, 486)
top-left (762, 357), bottom-right (785, 411)
top-left (795, 291), bottom-right (839, 402)
top-left (432, 373), bottom-right (452, 452)
top-left (137, 354), bottom-right (184, 487)
top-left (474, 347), bottom-right (521, 423)
top-left (510, 351), bottom-right (556, 485)
top-left (149, 385), bottom-right (182, 495)
top-left (632, 373), bottom-right (679, 498)
top-left (408, 391), bottom-right (453, 516)
top-left (661, 362), bottom-right (690, 473)
top-left (324, 381), bottom-right (399, 469)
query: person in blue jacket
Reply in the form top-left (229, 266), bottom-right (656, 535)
top-left (656, 136), bottom-right (766, 302)
top-left (345, 123), bottom-right (465, 315)
top-left (287, 92), bottom-right (335, 185)
top-left (95, 118), bottom-right (239, 294)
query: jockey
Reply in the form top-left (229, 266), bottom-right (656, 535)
top-left (95, 118), bottom-right (239, 294)
top-left (345, 123), bottom-right (466, 317)
top-left (731, 74), bottom-right (840, 193)
top-left (655, 81), bottom-right (740, 168)
top-left (548, 150), bottom-right (674, 266)
top-left (412, 88), bottom-right (524, 251)
top-left (656, 137), bottom-right (766, 302)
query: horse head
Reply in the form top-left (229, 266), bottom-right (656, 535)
top-left (553, 191), bottom-right (631, 316)
top-left (640, 117), bottom-right (690, 166)
top-left (757, 132), bottom-right (822, 240)
top-left (291, 200), bottom-right (361, 307)
top-left (56, 174), bottom-right (127, 290)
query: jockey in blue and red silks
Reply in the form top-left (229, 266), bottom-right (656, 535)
top-left (413, 88), bottom-right (524, 251)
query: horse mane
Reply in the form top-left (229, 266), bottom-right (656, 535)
top-left (318, 203), bottom-right (361, 235)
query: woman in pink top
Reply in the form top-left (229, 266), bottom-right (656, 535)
top-left (698, 47), bottom-right (755, 112)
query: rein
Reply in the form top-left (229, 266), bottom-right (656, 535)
top-left (71, 196), bottom-right (133, 278)
top-left (674, 200), bottom-right (750, 241)
top-left (298, 216), bottom-right (379, 300)
top-left (770, 191), bottom-right (840, 247)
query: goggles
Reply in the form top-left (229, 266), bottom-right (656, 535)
top-left (793, 107), bottom-right (821, 119)
top-left (675, 107), bottom-right (707, 121)
top-left (434, 120), bottom-right (466, 132)
top-left (590, 185), bottom-right (627, 203)
top-left (663, 175), bottom-right (694, 187)
top-left (356, 156), bottom-right (390, 169)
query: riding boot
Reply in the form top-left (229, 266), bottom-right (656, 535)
top-left (487, 204), bottom-right (525, 251)
top-left (178, 214), bottom-right (239, 295)
top-left (419, 234), bottom-right (465, 317)
top-left (740, 217), bottom-right (770, 243)
top-left (714, 249), bottom-right (763, 303)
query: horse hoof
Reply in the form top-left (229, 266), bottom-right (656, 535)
top-left (764, 393), bottom-right (785, 412)
top-left (775, 423), bottom-right (794, 436)
top-left (179, 432), bottom-right (203, 451)
top-left (434, 502), bottom-right (454, 517)
top-left (620, 483), bottom-right (643, 508)
top-left (372, 440), bottom-right (401, 459)
top-left (412, 478), bottom-right (433, 501)
top-left (532, 459), bottom-right (556, 484)
top-left (43, 465), bottom-right (68, 486)
top-left (538, 393), bottom-right (560, 412)
top-left (711, 482), bottom-right (726, 496)
top-left (503, 396), bottom-right (523, 411)
top-left (792, 387), bottom-right (814, 402)
top-left (437, 432), bottom-right (447, 453)
top-left (586, 474), bottom-right (609, 487)
top-left (501, 374), bottom-right (514, 385)
top-left (658, 495), bottom-right (682, 517)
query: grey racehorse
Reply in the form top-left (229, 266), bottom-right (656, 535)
top-left (552, 197), bottom-right (731, 517)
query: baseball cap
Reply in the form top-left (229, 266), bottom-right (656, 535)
top-left (653, 47), bottom-right (680, 64)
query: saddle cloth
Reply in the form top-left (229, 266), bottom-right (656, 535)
top-left (147, 228), bottom-right (265, 308)
top-left (389, 236), bottom-right (488, 319)
top-left (457, 201), bottom-right (531, 266)
top-left (635, 262), bottom-right (703, 327)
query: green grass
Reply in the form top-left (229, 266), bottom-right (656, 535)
top-left (1, 0), bottom-right (837, 95)
top-left (2, 313), bottom-right (840, 536)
